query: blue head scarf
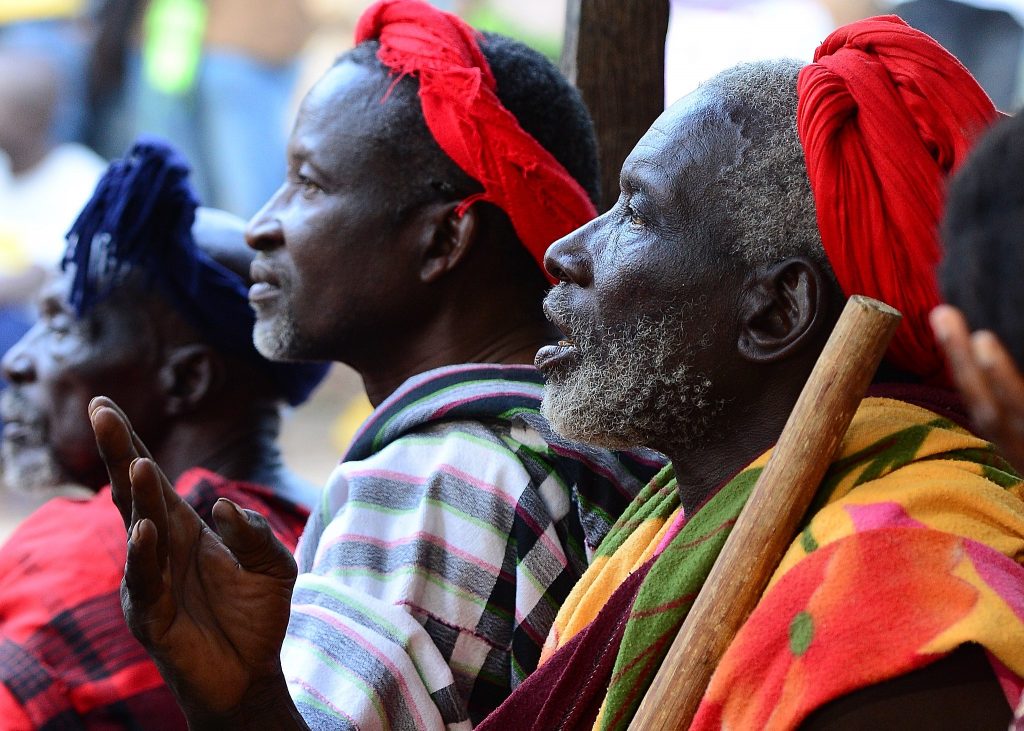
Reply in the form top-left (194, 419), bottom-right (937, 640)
top-left (62, 136), bottom-right (329, 406)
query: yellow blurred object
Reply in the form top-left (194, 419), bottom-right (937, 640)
top-left (0, 229), bottom-right (30, 275)
top-left (0, 0), bottom-right (82, 24)
top-left (331, 392), bottom-right (373, 454)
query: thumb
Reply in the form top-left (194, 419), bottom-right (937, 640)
top-left (212, 499), bottom-right (297, 583)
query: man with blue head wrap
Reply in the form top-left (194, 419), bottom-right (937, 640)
top-left (0, 138), bottom-right (328, 728)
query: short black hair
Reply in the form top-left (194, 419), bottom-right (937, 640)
top-left (338, 32), bottom-right (599, 293)
top-left (940, 112), bottom-right (1024, 363)
top-left (341, 33), bottom-right (599, 205)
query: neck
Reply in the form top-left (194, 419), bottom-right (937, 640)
top-left (150, 403), bottom-right (286, 488)
top-left (357, 302), bottom-right (557, 407)
top-left (663, 373), bottom-right (807, 516)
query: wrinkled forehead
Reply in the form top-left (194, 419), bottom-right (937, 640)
top-left (40, 269), bottom-right (147, 326)
top-left (38, 270), bottom-right (80, 313)
top-left (623, 87), bottom-right (748, 213)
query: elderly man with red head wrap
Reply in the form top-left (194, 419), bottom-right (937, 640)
top-left (471, 16), bottom-right (1024, 731)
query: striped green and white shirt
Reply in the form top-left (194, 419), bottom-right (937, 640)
top-left (282, 364), bottom-right (662, 729)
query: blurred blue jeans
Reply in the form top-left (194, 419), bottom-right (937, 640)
top-left (125, 50), bottom-right (296, 218)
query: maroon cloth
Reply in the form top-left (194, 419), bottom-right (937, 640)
top-left (355, 0), bottom-right (598, 279)
top-left (0, 469), bottom-right (307, 730)
top-left (797, 16), bottom-right (998, 384)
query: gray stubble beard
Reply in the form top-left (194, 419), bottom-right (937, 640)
top-left (1, 437), bottom-right (66, 493)
top-left (541, 309), bottom-right (721, 455)
top-left (253, 309), bottom-right (303, 362)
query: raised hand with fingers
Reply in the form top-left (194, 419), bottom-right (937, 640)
top-left (89, 396), bottom-right (310, 730)
top-left (931, 305), bottom-right (1024, 475)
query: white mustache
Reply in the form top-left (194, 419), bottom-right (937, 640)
top-left (0, 389), bottom-right (45, 429)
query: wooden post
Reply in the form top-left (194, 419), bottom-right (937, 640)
top-left (561, 0), bottom-right (670, 212)
top-left (629, 295), bottom-right (902, 730)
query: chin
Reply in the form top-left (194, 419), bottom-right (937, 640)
top-left (540, 383), bottom-right (646, 451)
top-left (1, 440), bottom-right (71, 493)
top-left (253, 315), bottom-right (304, 362)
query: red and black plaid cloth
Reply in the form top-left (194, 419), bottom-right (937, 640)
top-left (0, 468), bottom-right (308, 730)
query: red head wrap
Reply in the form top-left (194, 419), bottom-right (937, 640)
top-left (797, 15), bottom-right (997, 384)
top-left (354, 0), bottom-right (597, 280)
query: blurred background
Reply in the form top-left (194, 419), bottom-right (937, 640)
top-left (1, 0), bottom-right (1022, 538)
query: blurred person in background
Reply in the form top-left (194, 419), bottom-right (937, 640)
top-left (89, 0), bottom-right (313, 217)
top-left (0, 49), bottom-right (105, 429)
top-left (0, 138), bottom-right (328, 728)
top-left (0, 0), bottom-right (94, 145)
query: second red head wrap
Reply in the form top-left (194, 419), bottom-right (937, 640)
top-left (355, 0), bottom-right (597, 281)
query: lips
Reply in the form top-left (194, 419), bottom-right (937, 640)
top-left (1, 421), bottom-right (35, 444)
top-left (535, 340), bottom-right (578, 371)
top-left (536, 295), bottom-right (581, 372)
top-left (249, 259), bottom-right (285, 307)
top-left (0, 392), bottom-right (44, 445)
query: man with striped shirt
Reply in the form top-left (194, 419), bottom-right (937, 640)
top-left (89, 1), bottom-right (662, 728)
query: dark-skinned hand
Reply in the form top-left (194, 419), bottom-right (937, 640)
top-left (89, 396), bottom-right (309, 730)
top-left (931, 305), bottom-right (1024, 475)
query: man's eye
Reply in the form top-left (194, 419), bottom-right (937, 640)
top-left (294, 174), bottom-right (322, 196)
top-left (46, 316), bottom-right (72, 336)
top-left (624, 204), bottom-right (645, 230)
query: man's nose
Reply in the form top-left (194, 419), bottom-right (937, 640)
top-left (2, 338), bottom-right (36, 386)
top-left (245, 190), bottom-right (286, 252)
top-left (543, 220), bottom-right (596, 287)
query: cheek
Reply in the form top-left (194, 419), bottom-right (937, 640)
top-left (596, 262), bottom-right (680, 326)
top-left (286, 219), bottom-right (404, 330)
top-left (47, 385), bottom-right (103, 476)
top-left (45, 360), bottom-right (158, 471)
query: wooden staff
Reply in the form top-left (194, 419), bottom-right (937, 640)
top-left (628, 295), bottom-right (902, 730)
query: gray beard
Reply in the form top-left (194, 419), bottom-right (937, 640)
top-left (0, 389), bottom-right (67, 492)
top-left (253, 309), bottom-right (304, 362)
top-left (541, 303), bottom-right (721, 454)
top-left (1, 438), bottom-right (65, 493)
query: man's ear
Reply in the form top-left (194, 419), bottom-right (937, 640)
top-left (156, 343), bottom-right (224, 416)
top-left (415, 201), bottom-right (480, 283)
top-left (737, 256), bottom-right (832, 363)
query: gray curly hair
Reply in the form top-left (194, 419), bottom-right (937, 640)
top-left (700, 60), bottom-right (834, 277)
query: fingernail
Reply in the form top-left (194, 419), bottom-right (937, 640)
top-left (218, 498), bottom-right (246, 521)
top-left (129, 458), bottom-right (142, 479)
top-left (973, 333), bottom-right (998, 368)
top-left (130, 520), bottom-right (141, 543)
top-left (929, 309), bottom-right (949, 341)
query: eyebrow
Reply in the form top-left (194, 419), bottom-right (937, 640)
top-left (304, 157), bottom-right (337, 186)
top-left (622, 158), bottom-right (676, 207)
